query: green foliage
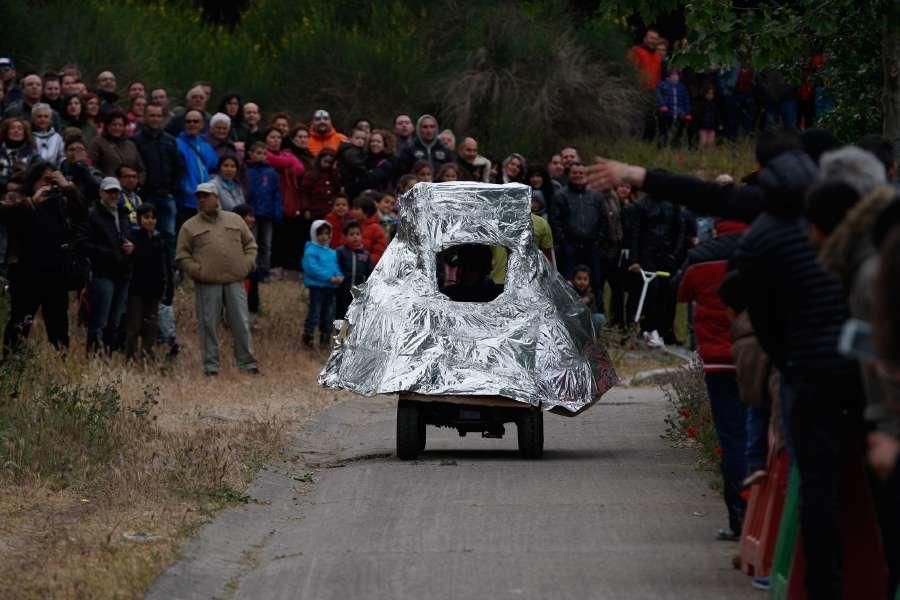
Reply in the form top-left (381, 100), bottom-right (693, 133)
top-left (662, 360), bottom-right (721, 476)
top-left (0, 0), bottom-right (633, 159)
top-left (675, 0), bottom-right (892, 141)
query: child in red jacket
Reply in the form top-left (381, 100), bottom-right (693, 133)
top-left (349, 193), bottom-right (388, 264)
top-left (325, 192), bottom-right (350, 249)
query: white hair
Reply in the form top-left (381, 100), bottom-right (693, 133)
top-left (31, 103), bottom-right (52, 116)
top-left (819, 145), bottom-right (887, 197)
top-left (210, 112), bottom-right (231, 128)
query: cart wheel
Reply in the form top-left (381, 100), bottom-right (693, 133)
top-left (517, 407), bottom-right (544, 459)
top-left (397, 399), bottom-right (424, 460)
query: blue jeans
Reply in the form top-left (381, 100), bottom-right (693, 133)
top-left (304, 286), bottom-right (335, 337)
top-left (705, 371), bottom-right (748, 534)
top-left (146, 194), bottom-right (177, 269)
top-left (745, 404), bottom-right (770, 474)
top-left (88, 276), bottom-right (129, 352)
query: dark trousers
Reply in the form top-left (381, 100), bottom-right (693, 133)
top-left (336, 284), bottom-right (353, 319)
top-left (145, 194), bottom-right (177, 270)
top-left (630, 271), bottom-right (672, 334)
top-left (124, 294), bottom-right (160, 360)
top-left (272, 217), bottom-right (304, 271)
top-left (871, 466), bottom-right (900, 598)
top-left (705, 371), bottom-right (749, 535)
top-left (3, 264), bottom-right (70, 354)
top-left (87, 276), bottom-right (129, 354)
top-left (787, 369), bottom-right (864, 600)
top-left (657, 113), bottom-right (687, 148)
top-left (304, 286), bottom-right (335, 337)
top-left (600, 256), bottom-right (626, 327)
top-left (745, 404), bottom-right (770, 474)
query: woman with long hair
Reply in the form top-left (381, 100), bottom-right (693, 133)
top-left (525, 163), bottom-right (556, 216)
top-left (0, 117), bottom-right (37, 189)
top-left (495, 153), bottom-right (526, 184)
top-left (83, 92), bottom-right (103, 133)
top-left (60, 94), bottom-right (98, 143)
top-left (217, 92), bottom-right (244, 140)
top-left (285, 124), bottom-right (314, 171)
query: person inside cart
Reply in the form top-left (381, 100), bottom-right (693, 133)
top-left (441, 244), bottom-right (502, 303)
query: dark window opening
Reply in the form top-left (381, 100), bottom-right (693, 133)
top-left (436, 243), bottom-right (507, 303)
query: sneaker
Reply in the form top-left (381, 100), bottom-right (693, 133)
top-left (716, 528), bottom-right (741, 542)
top-left (646, 330), bottom-right (665, 348)
top-left (742, 469), bottom-right (768, 489)
top-left (751, 576), bottom-right (769, 591)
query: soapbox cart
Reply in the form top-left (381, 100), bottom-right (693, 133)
top-left (318, 182), bottom-right (617, 460)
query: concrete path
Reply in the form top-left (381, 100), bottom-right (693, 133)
top-left (148, 387), bottom-right (756, 600)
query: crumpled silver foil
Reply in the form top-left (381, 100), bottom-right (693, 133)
top-left (318, 181), bottom-right (618, 414)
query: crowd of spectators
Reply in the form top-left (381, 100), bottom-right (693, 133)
top-left (0, 38), bottom-right (898, 598)
top-left (628, 28), bottom-right (833, 149)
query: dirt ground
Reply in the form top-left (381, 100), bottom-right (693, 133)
top-left (0, 276), bottom-right (685, 599)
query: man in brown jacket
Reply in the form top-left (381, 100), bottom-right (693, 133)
top-left (176, 181), bottom-right (258, 375)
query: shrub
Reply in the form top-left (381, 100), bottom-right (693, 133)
top-left (662, 359), bottom-right (721, 477)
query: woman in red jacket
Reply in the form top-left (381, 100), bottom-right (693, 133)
top-left (264, 127), bottom-right (304, 276)
top-left (298, 148), bottom-right (340, 266)
top-left (677, 219), bottom-right (749, 541)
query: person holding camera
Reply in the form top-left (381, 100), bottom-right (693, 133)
top-left (79, 176), bottom-right (134, 354)
top-left (0, 159), bottom-right (86, 354)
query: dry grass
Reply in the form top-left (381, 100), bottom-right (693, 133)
top-left (0, 276), bottom-right (351, 599)
top-left (0, 270), bottom-right (694, 599)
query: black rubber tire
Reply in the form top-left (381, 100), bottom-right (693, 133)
top-left (517, 408), bottom-right (544, 459)
top-left (397, 399), bottom-right (423, 460)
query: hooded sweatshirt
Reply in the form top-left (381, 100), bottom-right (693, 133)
top-left (34, 127), bottom-right (64, 166)
top-left (302, 219), bottom-right (342, 288)
top-left (399, 114), bottom-right (455, 173)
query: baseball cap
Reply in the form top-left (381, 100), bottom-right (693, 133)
top-left (0, 58), bottom-right (13, 69)
top-left (313, 109), bottom-right (330, 119)
top-left (195, 181), bottom-right (217, 195)
top-left (100, 177), bottom-right (122, 192)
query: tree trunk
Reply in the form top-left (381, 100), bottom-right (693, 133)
top-left (883, 21), bottom-right (900, 164)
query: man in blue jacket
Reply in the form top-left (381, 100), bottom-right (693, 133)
top-left (175, 109), bottom-right (218, 229)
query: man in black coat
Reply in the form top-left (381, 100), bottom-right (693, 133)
top-left (549, 162), bottom-right (609, 294)
top-left (133, 102), bottom-right (184, 264)
top-left (79, 177), bottom-right (134, 354)
top-left (587, 133), bottom-right (864, 600)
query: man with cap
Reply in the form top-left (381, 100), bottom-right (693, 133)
top-left (176, 181), bottom-right (259, 376)
top-left (0, 58), bottom-right (21, 108)
top-left (81, 176), bottom-right (134, 354)
top-left (308, 109), bottom-right (347, 157)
